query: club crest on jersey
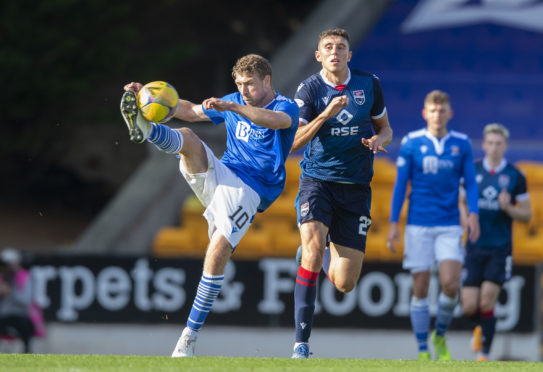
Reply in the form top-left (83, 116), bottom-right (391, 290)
top-left (353, 90), bottom-right (365, 105)
top-left (451, 146), bottom-right (460, 156)
top-left (420, 145), bottom-right (428, 154)
top-left (499, 174), bottom-right (510, 189)
top-left (300, 202), bottom-right (309, 217)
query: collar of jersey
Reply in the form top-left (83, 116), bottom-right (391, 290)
top-left (424, 129), bottom-right (450, 155)
top-left (483, 157), bottom-right (507, 173)
top-left (261, 91), bottom-right (279, 109)
top-left (319, 69), bottom-right (351, 88)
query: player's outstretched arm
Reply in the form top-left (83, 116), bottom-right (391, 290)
top-left (202, 97), bottom-right (292, 130)
top-left (174, 99), bottom-right (211, 123)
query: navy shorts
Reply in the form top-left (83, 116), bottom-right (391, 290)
top-left (462, 246), bottom-right (512, 286)
top-left (295, 174), bottom-right (372, 252)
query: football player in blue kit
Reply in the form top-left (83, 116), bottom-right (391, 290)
top-left (120, 54), bottom-right (299, 357)
top-left (387, 90), bottom-right (480, 360)
top-left (290, 28), bottom-right (393, 359)
top-left (460, 123), bottom-right (531, 361)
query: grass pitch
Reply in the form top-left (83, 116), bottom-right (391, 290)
top-left (1, 354), bottom-right (542, 372)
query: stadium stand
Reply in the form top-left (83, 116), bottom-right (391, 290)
top-left (349, 0), bottom-right (543, 163)
top-left (153, 157), bottom-right (543, 264)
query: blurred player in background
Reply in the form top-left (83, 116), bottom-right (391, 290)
top-left (460, 123), bottom-right (531, 361)
top-left (0, 248), bottom-right (34, 353)
top-left (290, 28), bottom-right (393, 359)
top-left (387, 90), bottom-right (480, 360)
top-left (121, 54), bottom-right (299, 357)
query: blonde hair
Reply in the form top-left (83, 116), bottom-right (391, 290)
top-left (484, 123), bottom-right (510, 140)
top-left (232, 54), bottom-right (272, 80)
top-left (424, 90), bottom-right (450, 106)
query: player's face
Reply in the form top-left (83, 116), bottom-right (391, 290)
top-left (315, 36), bottom-right (352, 73)
top-left (422, 103), bottom-right (453, 137)
top-left (483, 132), bottom-right (508, 162)
top-left (235, 73), bottom-right (272, 107)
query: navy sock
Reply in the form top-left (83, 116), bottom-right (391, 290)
top-left (481, 309), bottom-right (496, 355)
top-left (294, 266), bottom-right (319, 343)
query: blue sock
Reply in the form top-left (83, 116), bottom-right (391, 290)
top-left (481, 309), bottom-right (496, 355)
top-left (186, 272), bottom-right (224, 331)
top-left (435, 292), bottom-right (457, 336)
top-left (410, 296), bottom-right (430, 352)
top-left (147, 123), bottom-right (184, 154)
top-left (294, 266), bottom-right (319, 343)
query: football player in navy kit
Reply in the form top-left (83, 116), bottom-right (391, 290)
top-left (290, 28), bottom-right (393, 359)
top-left (460, 123), bottom-right (532, 361)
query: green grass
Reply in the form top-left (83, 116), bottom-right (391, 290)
top-left (1, 354), bottom-right (542, 372)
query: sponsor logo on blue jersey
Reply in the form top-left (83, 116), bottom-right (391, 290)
top-left (235, 121), bottom-right (266, 142)
top-left (421, 155), bottom-right (455, 174)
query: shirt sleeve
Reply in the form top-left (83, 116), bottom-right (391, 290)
top-left (294, 82), bottom-right (314, 124)
top-left (462, 142), bottom-right (479, 215)
top-left (275, 100), bottom-right (300, 130)
top-left (201, 105), bottom-right (225, 125)
top-left (390, 137), bottom-right (411, 222)
top-left (371, 74), bottom-right (386, 119)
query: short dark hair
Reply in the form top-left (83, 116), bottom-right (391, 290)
top-left (232, 54), bottom-right (272, 80)
top-left (318, 28), bottom-right (351, 47)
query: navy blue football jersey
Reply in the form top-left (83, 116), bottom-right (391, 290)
top-left (294, 69), bottom-right (386, 184)
top-left (468, 158), bottom-right (529, 252)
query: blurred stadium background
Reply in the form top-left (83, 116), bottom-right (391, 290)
top-left (1, 0), bottom-right (542, 361)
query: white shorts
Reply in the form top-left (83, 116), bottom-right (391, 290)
top-left (403, 225), bottom-right (464, 273)
top-left (178, 142), bottom-right (260, 249)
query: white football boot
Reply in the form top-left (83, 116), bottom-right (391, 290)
top-left (120, 90), bottom-right (152, 144)
top-left (171, 327), bottom-right (198, 357)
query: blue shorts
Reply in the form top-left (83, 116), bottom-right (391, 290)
top-left (462, 246), bottom-right (512, 286)
top-left (295, 174), bottom-right (371, 252)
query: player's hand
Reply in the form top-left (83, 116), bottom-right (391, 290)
top-left (467, 212), bottom-right (480, 243)
top-left (322, 96), bottom-right (349, 119)
top-left (498, 189), bottom-right (512, 211)
top-left (361, 135), bottom-right (388, 154)
top-left (386, 222), bottom-right (400, 253)
top-left (124, 82), bottom-right (143, 93)
top-left (203, 97), bottom-right (235, 112)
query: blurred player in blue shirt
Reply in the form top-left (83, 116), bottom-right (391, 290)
top-left (121, 54), bottom-right (299, 357)
top-left (291, 28), bottom-right (393, 359)
top-left (460, 123), bottom-right (531, 361)
top-left (387, 90), bottom-right (480, 360)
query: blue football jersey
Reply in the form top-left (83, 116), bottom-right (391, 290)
top-left (468, 158), bottom-right (528, 252)
top-left (294, 69), bottom-right (386, 184)
top-left (203, 92), bottom-right (299, 212)
top-left (390, 128), bottom-right (479, 226)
